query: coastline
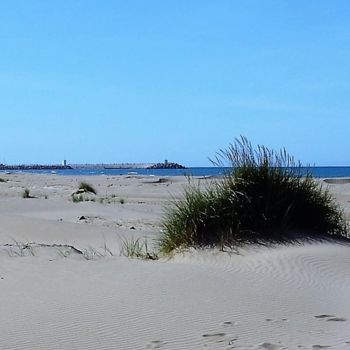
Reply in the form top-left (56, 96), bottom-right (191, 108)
top-left (0, 173), bottom-right (349, 349)
top-left (2, 166), bottom-right (350, 178)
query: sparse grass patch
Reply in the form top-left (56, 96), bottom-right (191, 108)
top-left (72, 194), bottom-right (84, 203)
top-left (120, 237), bottom-right (158, 260)
top-left (82, 246), bottom-right (104, 260)
top-left (78, 182), bottom-right (97, 194)
top-left (6, 240), bottom-right (35, 257)
top-left (22, 188), bottom-right (31, 198)
top-left (97, 196), bottom-right (119, 204)
top-left (71, 194), bottom-right (96, 203)
top-left (159, 136), bottom-right (349, 254)
top-left (71, 182), bottom-right (97, 202)
top-left (82, 244), bottom-right (114, 260)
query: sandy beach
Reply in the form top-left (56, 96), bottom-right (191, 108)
top-left (0, 173), bottom-right (350, 350)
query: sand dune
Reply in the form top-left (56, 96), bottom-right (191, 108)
top-left (0, 174), bottom-right (349, 349)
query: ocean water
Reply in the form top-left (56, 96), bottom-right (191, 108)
top-left (2, 167), bottom-right (350, 178)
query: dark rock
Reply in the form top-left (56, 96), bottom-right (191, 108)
top-left (147, 162), bottom-right (186, 169)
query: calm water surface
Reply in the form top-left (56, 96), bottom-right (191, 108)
top-left (2, 167), bottom-right (350, 178)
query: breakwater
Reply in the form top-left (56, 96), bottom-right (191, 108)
top-left (0, 165), bottom-right (72, 170)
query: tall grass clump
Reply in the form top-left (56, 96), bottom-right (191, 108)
top-left (159, 136), bottom-right (348, 253)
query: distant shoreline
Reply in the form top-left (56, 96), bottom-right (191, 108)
top-left (0, 162), bottom-right (187, 171)
top-left (1, 166), bottom-right (350, 178)
top-left (0, 165), bottom-right (73, 170)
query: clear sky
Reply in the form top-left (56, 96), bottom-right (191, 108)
top-left (1, 1), bottom-right (349, 166)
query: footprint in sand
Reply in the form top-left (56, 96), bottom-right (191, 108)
top-left (257, 343), bottom-right (283, 350)
top-left (202, 332), bottom-right (228, 345)
top-left (202, 332), bottom-right (226, 338)
top-left (327, 317), bottom-right (347, 322)
top-left (265, 318), bottom-right (289, 324)
top-left (222, 321), bottom-right (237, 327)
top-left (146, 340), bottom-right (164, 349)
top-left (314, 314), bottom-right (347, 322)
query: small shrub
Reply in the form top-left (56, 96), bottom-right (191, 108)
top-left (119, 198), bottom-right (125, 204)
top-left (22, 188), bottom-right (31, 198)
top-left (78, 182), bottom-right (97, 194)
top-left (0, 178), bottom-right (7, 183)
top-left (159, 136), bottom-right (349, 253)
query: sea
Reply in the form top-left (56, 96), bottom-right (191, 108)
top-left (2, 167), bottom-right (350, 178)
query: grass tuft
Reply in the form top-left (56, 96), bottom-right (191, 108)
top-left (159, 136), bottom-right (349, 254)
top-left (72, 194), bottom-right (84, 203)
top-left (120, 237), bottom-right (158, 260)
top-left (22, 188), bottom-right (31, 198)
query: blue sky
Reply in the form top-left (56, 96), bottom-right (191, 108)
top-left (1, 1), bottom-right (349, 166)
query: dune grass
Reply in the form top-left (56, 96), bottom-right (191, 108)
top-left (159, 137), bottom-right (349, 253)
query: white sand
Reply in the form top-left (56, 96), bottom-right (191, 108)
top-left (0, 174), bottom-right (349, 350)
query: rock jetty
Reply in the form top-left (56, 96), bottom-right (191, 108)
top-left (0, 164), bottom-right (72, 170)
top-left (147, 162), bottom-right (186, 169)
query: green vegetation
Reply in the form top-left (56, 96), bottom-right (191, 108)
top-left (72, 194), bottom-right (84, 203)
top-left (71, 182), bottom-right (97, 202)
top-left (159, 136), bottom-right (349, 254)
top-left (97, 195), bottom-right (121, 204)
top-left (78, 182), bottom-right (97, 194)
top-left (71, 194), bottom-right (96, 203)
top-left (22, 188), bottom-right (31, 198)
top-left (120, 237), bottom-right (158, 260)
